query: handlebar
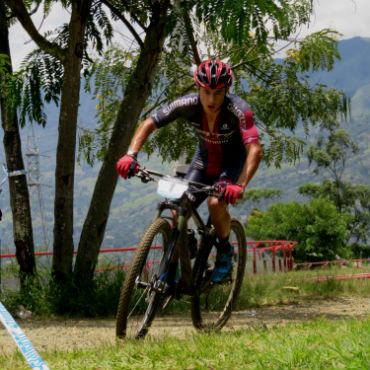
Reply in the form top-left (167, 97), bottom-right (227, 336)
top-left (134, 167), bottom-right (221, 197)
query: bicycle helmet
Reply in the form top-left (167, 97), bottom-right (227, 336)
top-left (194, 58), bottom-right (233, 89)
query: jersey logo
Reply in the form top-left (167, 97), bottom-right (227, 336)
top-left (221, 123), bottom-right (229, 130)
top-left (162, 96), bottom-right (198, 116)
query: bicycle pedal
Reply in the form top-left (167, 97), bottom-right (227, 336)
top-left (135, 276), bottom-right (150, 289)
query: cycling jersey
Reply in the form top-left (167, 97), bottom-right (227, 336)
top-left (152, 93), bottom-right (259, 177)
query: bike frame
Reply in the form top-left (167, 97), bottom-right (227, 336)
top-left (116, 168), bottom-right (246, 339)
top-left (150, 186), bottom-right (216, 296)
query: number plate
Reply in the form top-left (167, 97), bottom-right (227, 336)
top-left (157, 178), bottom-right (188, 199)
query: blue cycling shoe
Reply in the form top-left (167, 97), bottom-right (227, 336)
top-left (211, 243), bottom-right (234, 283)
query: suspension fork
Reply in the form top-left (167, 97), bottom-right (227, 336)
top-left (177, 209), bottom-right (193, 294)
top-left (152, 207), bottom-right (192, 292)
top-left (152, 201), bottom-right (183, 282)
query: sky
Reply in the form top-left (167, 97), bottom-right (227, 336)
top-left (299, 0), bottom-right (370, 38)
top-left (7, 0), bottom-right (370, 70)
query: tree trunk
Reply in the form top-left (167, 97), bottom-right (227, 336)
top-left (74, 4), bottom-right (169, 281)
top-left (0, 0), bottom-right (36, 285)
top-left (52, 0), bottom-right (92, 282)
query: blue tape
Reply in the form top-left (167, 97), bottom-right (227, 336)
top-left (0, 302), bottom-right (50, 370)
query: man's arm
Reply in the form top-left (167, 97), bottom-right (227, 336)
top-left (117, 117), bottom-right (157, 179)
top-left (127, 117), bottom-right (157, 154)
top-left (236, 142), bottom-right (263, 189)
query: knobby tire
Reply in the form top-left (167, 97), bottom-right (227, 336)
top-left (191, 218), bottom-right (246, 331)
top-left (116, 217), bottom-right (171, 339)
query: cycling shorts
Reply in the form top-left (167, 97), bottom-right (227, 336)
top-left (185, 162), bottom-right (244, 209)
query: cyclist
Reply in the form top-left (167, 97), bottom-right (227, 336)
top-left (117, 58), bottom-right (263, 283)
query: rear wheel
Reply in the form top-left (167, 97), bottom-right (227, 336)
top-left (191, 218), bottom-right (246, 330)
top-left (116, 218), bottom-right (171, 339)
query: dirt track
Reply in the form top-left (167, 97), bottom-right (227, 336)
top-left (0, 296), bottom-right (369, 354)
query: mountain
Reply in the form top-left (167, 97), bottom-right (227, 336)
top-left (311, 37), bottom-right (370, 97)
top-left (0, 37), bottom-right (369, 251)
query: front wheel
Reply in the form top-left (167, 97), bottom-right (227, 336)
top-left (116, 217), bottom-right (171, 339)
top-left (191, 218), bottom-right (246, 331)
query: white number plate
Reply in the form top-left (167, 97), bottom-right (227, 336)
top-left (157, 178), bottom-right (188, 199)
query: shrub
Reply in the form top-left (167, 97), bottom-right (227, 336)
top-left (0, 269), bottom-right (126, 317)
top-left (245, 198), bottom-right (354, 262)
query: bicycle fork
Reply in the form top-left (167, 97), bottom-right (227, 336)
top-left (146, 210), bottom-right (193, 295)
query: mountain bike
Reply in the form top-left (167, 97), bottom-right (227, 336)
top-left (116, 167), bottom-right (246, 339)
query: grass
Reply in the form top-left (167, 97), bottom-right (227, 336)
top-left (1, 263), bottom-right (369, 316)
top-left (1, 318), bottom-right (369, 369)
top-left (0, 266), bottom-right (369, 369)
top-left (236, 265), bottom-right (370, 309)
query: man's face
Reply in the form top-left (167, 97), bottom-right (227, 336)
top-left (198, 86), bottom-right (227, 115)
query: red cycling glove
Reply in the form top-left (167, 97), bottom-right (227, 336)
top-left (117, 154), bottom-right (139, 179)
top-left (217, 181), bottom-right (244, 205)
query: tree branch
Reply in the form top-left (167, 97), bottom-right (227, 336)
top-left (28, 3), bottom-right (40, 16)
top-left (232, 60), bottom-right (279, 86)
top-left (182, 11), bottom-right (201, 65)
top-left (7, 1), bottom-right (40, 21)
top-left (218, 43), bottom-right (257, 60)
top-left (141, 82), bottom-right (195, 118)
top-left (120, 0), bottom-right (147, 31)
top-left (4, 0), bottom-right (65, 62)
top-left (101, 0), bottom-right (144, 48)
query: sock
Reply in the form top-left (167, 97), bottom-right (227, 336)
top-left (217, 235), bottom-right (231, 253)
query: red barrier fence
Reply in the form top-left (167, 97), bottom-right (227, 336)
top-left (246, 241), bottom-right (297, 273)
top-left (2, 244), bottom-right (369, 280)
top-left (0, 241), bottom-right (296, 274)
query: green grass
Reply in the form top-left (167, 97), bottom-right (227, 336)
top-left (1, 318), bottom-right (369, 369)
top-left (0, 266), bottom-right (369, 369)
top-left (237, 265), bottom-right (370, 309)
top-left (140, 264), bottom-right (370, 315)
top-left (1, 263), bottom-right (369, 317)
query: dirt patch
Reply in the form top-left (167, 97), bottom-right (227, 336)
top-left (229, 296), bottom-right (369, 329)
top-left (0, 296), bottom-right (369, 354)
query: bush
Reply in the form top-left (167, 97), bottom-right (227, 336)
top-left (47, 269), bottom-right (126, 316)
top-left (350, 243), bottom-right (370, 258)
top-left (0, 269), bottom-right (126, 317)
top-left (245, 198), bottom-right (354, 262)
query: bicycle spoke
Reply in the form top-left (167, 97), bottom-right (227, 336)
top-left (127, 286), bottom-right (150, 320)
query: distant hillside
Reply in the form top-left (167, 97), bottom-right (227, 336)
top-left (311, 37), bottom-right (370, 96)
top-left (0, 37), bottom-right (369, 250)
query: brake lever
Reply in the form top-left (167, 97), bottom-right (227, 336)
top-left (135, 167), bottom-right (154, 183)
top-left (202, 185), bottom-right (222, 198)
top-left (141, 174), bottom-right (152, 183)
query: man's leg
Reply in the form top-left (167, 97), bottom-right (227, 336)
top-left (207, 197), bottom-right (234, 282)
top-left (208, 196), bottom-right (230, 238)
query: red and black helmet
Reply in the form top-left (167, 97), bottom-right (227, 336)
top-left (194, 58), bottom-right (233, 89)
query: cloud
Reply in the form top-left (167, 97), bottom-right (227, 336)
top-left (300, 0), bottom-right (370, 39)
